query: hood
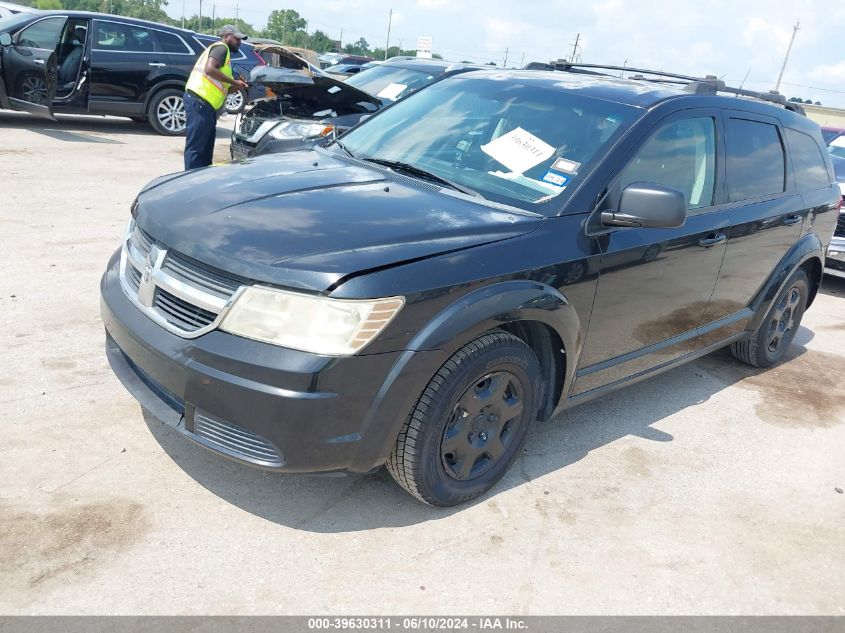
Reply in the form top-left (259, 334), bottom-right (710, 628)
top-left (136, 151), bottom-right (543, 293)
top-left (248, 47), bottom-right (382, 112)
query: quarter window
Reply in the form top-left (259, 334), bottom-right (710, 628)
top-left (94, 21), bottom-right (156, 52)
top-left (786, 128), bottom-right (831, 190)
top-left (726, 118), bottom-right (785, 202)
top-left (155, 30), bottom-right (190, 54)
top-left (17, 17), bottom-right (65, 49)
top-left (621, 117), bottom-right (716, 210)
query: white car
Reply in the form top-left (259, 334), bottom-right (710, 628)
top-left (0, 1), bottom-right (36, 18)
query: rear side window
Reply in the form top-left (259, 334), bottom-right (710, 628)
top-left (17, 16), bottom-right (66, 49)
top-left (155, 30), bottom-right (190, 54)
top-left (786, 128), bottom-right (831, 190)
top-left (621, 117), bottom-right (716, 210)
top-left (726, 118), bottom-right (785, 202)
top-left (94, 21), bottom-right (156, 52)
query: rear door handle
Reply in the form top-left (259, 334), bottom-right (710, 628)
top-left (698, 233), bottom-right (727, 248)
top-left (783, 215), bottom-right (802, 226)
top-left (33, 58), bottom-right (45, 65)
top-left (148, 62), bottom-right (166, 67)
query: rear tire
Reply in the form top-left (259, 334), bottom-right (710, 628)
top-left (386, 331), bottom-right (541, 506)
top-left (147, 88), bottom-right (186, 136)
top-left (730, 268), bottom-right (809, 368)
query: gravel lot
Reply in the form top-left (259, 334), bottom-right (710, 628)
top-left (1, 111), bottom-right (844, 615)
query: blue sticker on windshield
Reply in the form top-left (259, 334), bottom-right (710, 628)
top-left (541, 171), bottom-right (570, 187)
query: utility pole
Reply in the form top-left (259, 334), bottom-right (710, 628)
top-left (281, 12), bottom-right (287, 45)
top-left (181, 0), bottom-right (185, 29)
top-left (235, 4), bottom-right (239, 30)
top-left (503, 47), bottom-right (508, 67)
top-left (212, 4), bottom-right (216, 27)
top-left (339, 28), bottom-right (343, 52)
top-left (384, 8), bottom-right (393, 60)
top-left (198, 0), bottom-right (202, 33)
top-left (519, 52), bottom-right (525, 68)
top-left (775, 20), bottom-right (800, 92)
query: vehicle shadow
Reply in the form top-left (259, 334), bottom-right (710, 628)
top-left (0, 110), bottom-right (233, 139)
top-left (820, 274), bottom-right (845, 298)
top-left (142, 327), bottom-right (816, 534)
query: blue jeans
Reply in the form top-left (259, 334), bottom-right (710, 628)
top-left (183, 91), bottom-right (217, 171)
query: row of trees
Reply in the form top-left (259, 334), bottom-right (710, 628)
top-left (15, 1), bottom-right (443, 58)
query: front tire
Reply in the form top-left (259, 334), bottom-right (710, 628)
top-left (730, 268), bottom-right (809, 368)
top-left (386, 331), bottom-right (541, 506)
top-left (147, 88), bottom-right (186, 136)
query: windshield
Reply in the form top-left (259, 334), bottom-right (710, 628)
top-left (0, 13), bottom-right (32, 33)
top-left (346, 65), bottom-right (439, 102)
top-left (338, 74), bottom-right (640, 212)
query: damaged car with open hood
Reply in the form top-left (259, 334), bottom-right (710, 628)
top-left (230, 52), bottom-right (482, 159)
top-left (229, 46), bottom-right (382, 160)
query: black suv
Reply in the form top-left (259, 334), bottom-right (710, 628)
top-left (0, 11), bottom-right (208, 134)
top-left (100, 66), bottom-right (839, 506)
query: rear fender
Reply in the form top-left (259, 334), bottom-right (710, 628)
top-left (348, 280), bottom-right (582, 472)
top-left (746, 232), bottom-right (824, 331)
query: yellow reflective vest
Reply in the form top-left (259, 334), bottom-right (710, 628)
top-left (186, 41), bottom-right (233, 110)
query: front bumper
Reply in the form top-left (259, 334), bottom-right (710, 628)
top-left (825, 236), bottom-right (845, 279)
top-left (100, 250), bottom-right (441, 473)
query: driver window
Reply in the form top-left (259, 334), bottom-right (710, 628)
top-left (621, 117), bottom-right (716, 211)
top-left (17, 17), bottom-right (66, 50)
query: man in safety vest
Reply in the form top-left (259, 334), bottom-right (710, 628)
top-left (183, 24), bottom-right (249, 170)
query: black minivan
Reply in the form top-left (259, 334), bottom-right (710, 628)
top-left (0, 11), bottom-right (203, 134)
top-left (100, 67), bottom-right (840, 506)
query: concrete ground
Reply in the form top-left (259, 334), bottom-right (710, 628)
top-left (1, 111), bottom-right (844, 616)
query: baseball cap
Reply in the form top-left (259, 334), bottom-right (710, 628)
top-left (219, 24), bottom-right (247, 40)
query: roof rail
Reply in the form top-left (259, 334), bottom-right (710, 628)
top-left (540, 61), bottom-right (807, 116)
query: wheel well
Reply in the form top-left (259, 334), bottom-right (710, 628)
top-left (144, 83), bottom-right (185, 110)
top-left (499, 320), bottom-right (566, 421)
top-left (801, 257), bottom-right (822, 308)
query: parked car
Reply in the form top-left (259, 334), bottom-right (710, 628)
top-left (101, 68), bottom-right (839, 506)
top-left (0, 1), bottom-right (35, 19)
top-left (0, 10), bottom-right (205, 134)
top-left (324, 62), bottom-right (365, 78)
top-left (194, 33), bottom-right (265, 114)
top-left (825, 154), bottom-right (845, 278)
top-left (230, 56), bottom-right (483, 159)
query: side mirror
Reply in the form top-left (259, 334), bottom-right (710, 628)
top-left (0, 33), bottom-right (12, 47)
top-left (601, 182), bottom-right (687, 228)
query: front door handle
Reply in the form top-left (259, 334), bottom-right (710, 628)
top-left (33, 58), bottom-right (45, 65)
top-left (698, 233), bottom-right (727, 248)
top-left (783, 215), bottom-right (802, 226)
top-left (148, 62), bottom-right (166, 67)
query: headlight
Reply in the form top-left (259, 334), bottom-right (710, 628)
top-left (269, 121), bottom-right (335, 140)
top-left (220, 286), bottom-right (404, 356)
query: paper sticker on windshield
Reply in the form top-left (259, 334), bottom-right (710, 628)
top-left (481, 127), bottom-right (555, 174)
top-left (376, 83), bottom-right (407, 101)
top-left (551, 157), bottom-right (581, 174)
top-left (327, 85), bottom-right (342, 94)
top-left (541, 171), bottom-right (569, 187)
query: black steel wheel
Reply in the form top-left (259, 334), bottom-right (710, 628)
top-left (730, 268), bottom-right (809, 368)
top-left (386, 331), bottom-right (541, 506)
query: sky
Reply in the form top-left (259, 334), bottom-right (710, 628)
top-left (167, 0), bottom-right (845, 108)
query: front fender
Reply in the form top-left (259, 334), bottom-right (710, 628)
top-left (747, 231), bottom-right (824, 331)
top-left (0, 74), bottom-right (9, 109)
top-left (348, 280), bottom-right (582, 472)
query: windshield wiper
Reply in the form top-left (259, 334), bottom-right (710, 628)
top-left (331, 139), bottom-right (354, 158)
top-left (363, 158), bottom-right (485, 199)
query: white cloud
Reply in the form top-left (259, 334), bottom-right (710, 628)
top-left (809, 61), bottom-right (845, 82)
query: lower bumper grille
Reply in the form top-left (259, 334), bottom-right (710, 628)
top-left (192, 411), bottom-right (284, 467)
top-left (835, 213), bottom-right (845, 238)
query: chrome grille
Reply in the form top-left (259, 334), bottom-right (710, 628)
top-left (192, 411), bottom-right (284, 467)
top-left (835, 211), bottom-right (845, 238)
top-left (120, 221), bottom-right (244, 337)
